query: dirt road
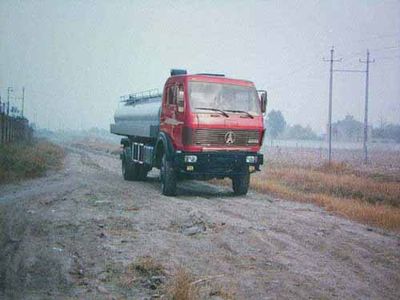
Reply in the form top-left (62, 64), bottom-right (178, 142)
top-left (1, 145), bottom-right (399, 299)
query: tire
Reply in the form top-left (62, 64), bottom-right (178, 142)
top-left (122, 157), bottom-right (136, 181)
top-left (122, 147), bottom-right (149, 181)
top-left (232, 172), bottom-right (250, 196)
top-left (137, 163), bottom-right (148, 181)
top-left (160, 153), bottom-right (177, 196)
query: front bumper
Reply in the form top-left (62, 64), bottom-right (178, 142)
top-left (174, 151), bottom-right (263, 179)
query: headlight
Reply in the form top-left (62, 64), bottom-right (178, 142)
top-left (184, 155), bottom-right (197, 163)
top-left (246, 156), bottom-right (257, 163)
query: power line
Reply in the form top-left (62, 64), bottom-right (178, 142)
top-left (374, 55), bottom-right (400, 60)
top-left (336, 44), bottom-right (400, 61)
top-left (369, 45), bottom-right (400, 52)
top-left (356, 32), bottom-right (400, 43)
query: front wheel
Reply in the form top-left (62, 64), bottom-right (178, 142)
top-left (160, 153), bottom-right (177, 196)
top-left (232, 173), bottom-right (250, 196)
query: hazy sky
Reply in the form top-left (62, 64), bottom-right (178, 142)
top-left (1, 0), bottom-right (399, 133)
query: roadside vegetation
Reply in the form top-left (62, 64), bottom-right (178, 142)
top-left (165, 267), bottom-right (234, 300)
top-left (250, 161), bottom-right (400, 231)
top-left (0, 139), bottom-right (64, 183)
top-left (71, 137), bottom-right (121, 155)
top-left (104, 255), bottom-right (233, 300)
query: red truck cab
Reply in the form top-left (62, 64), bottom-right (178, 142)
top-left (161, 73), bottom-right (265, 153)
top-left (156, 70), bottom-right (266, 195)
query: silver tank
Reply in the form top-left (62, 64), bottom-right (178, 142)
top-left (110, 96), bottom-right (161, 138)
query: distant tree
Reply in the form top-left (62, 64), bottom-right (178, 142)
top-left (266, 110), bottom-right (286, 142)
top-left (284, 124), bottom-right (319, 140)
top-left (372, 123), bottom-right (400, 143)
top-left (332, 115), bottom-right (363, 141)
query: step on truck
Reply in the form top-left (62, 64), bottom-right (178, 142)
top-left (110, 69), bottom-right (267, 196)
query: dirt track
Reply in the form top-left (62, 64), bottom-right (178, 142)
top-left (1, 145), bottom-right (399, 299)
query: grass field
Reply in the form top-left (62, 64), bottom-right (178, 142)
top-left (0, 139), bottom-right (64, 183)
top-left (251, 146), bottom-right (400, 232)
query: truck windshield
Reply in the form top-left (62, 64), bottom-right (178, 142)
top-left (188, 81), bottom-right (261, 116)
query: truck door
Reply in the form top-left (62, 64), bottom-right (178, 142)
top-left (160, 83), bottom-right (185, 148)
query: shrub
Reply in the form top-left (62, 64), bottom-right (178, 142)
top-left (0, 139), bottom-right (64, 183)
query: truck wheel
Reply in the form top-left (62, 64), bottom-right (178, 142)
top-left (160, 153), bottom-right (177, 196)
top-left (137, 163), bottom-right (148, 181)
top-left (232, 173), bottom-right (250, 196)
top-left (122, 158), bottom-right (136, 181)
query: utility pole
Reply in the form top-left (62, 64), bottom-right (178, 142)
top-left (6, 87), bottom-right (13, 143)
top-left (7, 87), bottom-right (13, 116)
top-left (360, 50), bottom-right (374, 164)
top-left (323, 47), bottom-right (342, 164)
top-left (0, 93), bottom-right (2, 144)
top-left (21, 87), bottom-right (25, 117)
top-left (332, 51), bottom-right (369, 164)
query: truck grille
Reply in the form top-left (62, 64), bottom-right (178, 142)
top-left (193, 129), bottom-right (259, 146)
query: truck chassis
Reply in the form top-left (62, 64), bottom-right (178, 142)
top-left (120, 136), bottom-right (263, 196)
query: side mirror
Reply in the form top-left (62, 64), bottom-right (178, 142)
top-left (177, 88), bottom-right (184, 112)
top-left (259, 90), bottom-right (268, 113)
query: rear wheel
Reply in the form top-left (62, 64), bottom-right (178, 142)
top-left (137, 163), bottom-right (148, 181)
top-left (232, 172), bottom-right (250, 196)
top-left (122, 146), bottom-right (149, 181)
top-left (122, 157), bottom-right (136, 181)
top-left (160, 153), bottom-right (177, 196)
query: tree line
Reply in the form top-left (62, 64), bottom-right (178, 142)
top-left (265, 110), bottom-right (400, 143)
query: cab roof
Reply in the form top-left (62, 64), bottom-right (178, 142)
top-left (168, 73), bottom-right (255, 87)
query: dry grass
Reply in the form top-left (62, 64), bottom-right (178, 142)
top-left (165, 268), bottom-right (234, 300)
top-left (132, 256), bottom-right (164, 277)
top-left (120, 260), bottom-right (232, 299)
top-left (119, 256), bottom-right (165, 288)
top-left (165, 268), bottom-right (200, 300)
top-left (264, 163), bottom-right (400, 207)
top-left (0, 139), bottom-right (64, 183)
top-left (250, 161), bottom-right (400, 231)
top-left (207, 283), bottom-right (236, 300)
top-left (71, 138), bottom-right (120, 155)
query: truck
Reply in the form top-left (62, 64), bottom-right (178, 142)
top-left (110, 69), bottom-right (267, 196)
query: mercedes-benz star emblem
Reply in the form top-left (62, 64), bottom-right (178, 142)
top-left (225, 131), bottom-right (236, 144)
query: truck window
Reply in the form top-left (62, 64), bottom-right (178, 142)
top-left (177, 85), bottom-right (184, 112)
top-left (167, 86), bottom-right (176, 105)
top-left (188, 81), bottom-right (260, 115)
top-left (177, 85), bottom-right (184, 102)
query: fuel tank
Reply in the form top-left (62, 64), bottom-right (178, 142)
top-left (110, 96), bottom-right (161, 138)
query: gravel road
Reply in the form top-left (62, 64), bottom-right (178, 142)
top-left (0, 145), bottom-right (399, 299)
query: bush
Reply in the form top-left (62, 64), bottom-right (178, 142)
top-left (0, 139), bottom-right (64, 183)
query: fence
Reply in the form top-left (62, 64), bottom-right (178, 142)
top-left (0, 113), bottom-right (33, 144)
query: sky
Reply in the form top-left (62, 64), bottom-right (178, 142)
top-left (0, 0), bottom-right (399, 133)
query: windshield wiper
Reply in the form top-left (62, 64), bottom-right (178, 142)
top-left (195, 107), bottom-right (229, 118)
top-left (224, 109), bottom-right (254, 119)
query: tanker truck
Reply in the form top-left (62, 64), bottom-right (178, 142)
top-left (110, 69), bottom-right (267, 196)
